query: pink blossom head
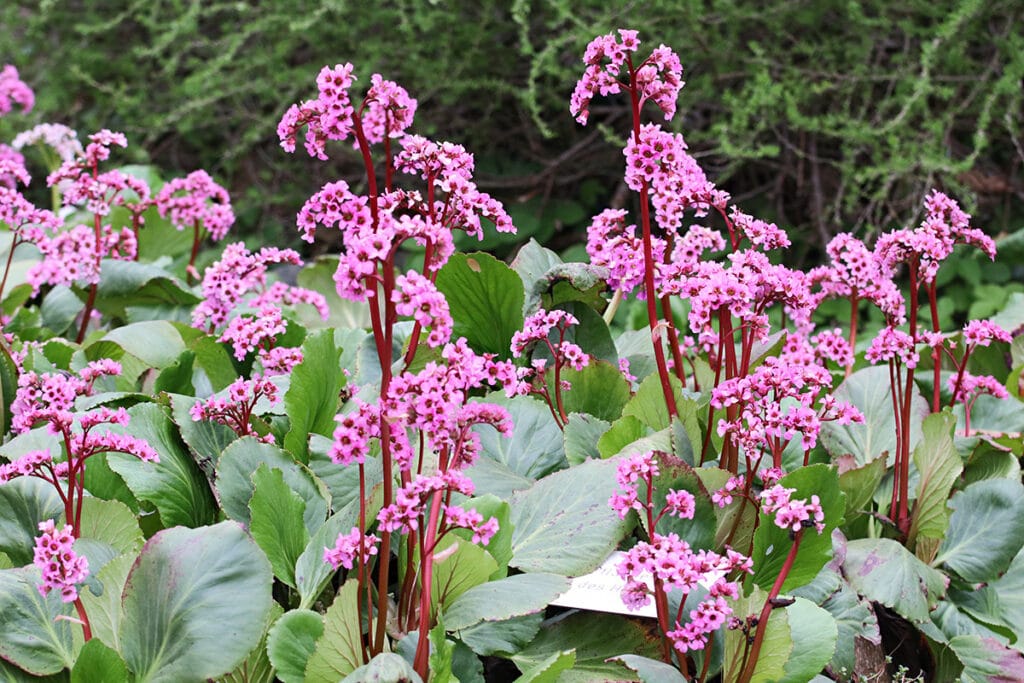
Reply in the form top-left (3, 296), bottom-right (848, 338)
top-left (360, 74), bottom-right (417, 144)
top-left (0, 65), bottom-right (34, 116)
top-left (571, 31), bottom-right (683, 125)
top-left (155, 170), bottom-right (234, 241)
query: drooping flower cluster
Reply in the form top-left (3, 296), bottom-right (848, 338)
top-left (377, 470), bottom-right (497, 544)
top-left (609, 451), bottom-right (751, 654)
top-left (570, 30), bottom-right (683, 125)
top-left (324, 526), bottom-right (381, 571)
top-left (26, 223), bottom-right (137, 294)
top-left (875, 191), bottom-right (995, 283)
top-left (33, 520), bottom-right (88, 603)
top-left (808, 233), bottom-right (905, 324)
top-left (155, 170), bottom-right (235, 241)
top-left (712, 355), bottom-right (862, 465)
top-left (760, 484), bottom-right (825, 534)
top-left (190, 376), bottom-right (280, 442)
top-left (0, 65), bottom-right (34, 116)
top-left (278, 63), bottom-right (416, 159)
top-left (12, 123), bottom-right (84, 164)
top-left (393, 270), bottom-right (452, 347)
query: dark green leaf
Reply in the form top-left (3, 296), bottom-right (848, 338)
top-left (474, 394), bottom-right (565, 479)
top-left (70, 640), bottom-right (128, 683)
top-left (283, 329), bottom-right (344, 463)
top-left (935, 479), bottom-right (1024, 583)
top-left (0, 478), bottom-right (63, 566)
top-left (435, 252), bottom-right (524, 359)
top-left (249, 465), bottom-right (310, 588)
top-left (267, 609), bottom-right (324, 683)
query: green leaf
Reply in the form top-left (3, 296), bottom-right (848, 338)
top-left (167, 392), bottom-right (236, 468)
top-left (339, 653), bottom-right (422, 683)
top-left (431, 536), bottom-right (498, 616)
top-left (843, 538), bottom-right (946, 622)
top-left (836, 456), bottom-right (887, 527)
top-left (511, 239), bottom-right (562, 294)
top-left (220, 602), bottom-right (281, 683)
top-left (0, 567), bottom-right (79, 675)
top-left (948, 635), bottom-right (1024, 682)
top-left (563, 412), bottom-right (610, 465)
top-left (267, 609), bottom-right (324, 683)
top-left (0, 478), bottom-right (63, 566)
top-left (283, 329), bottom-right (344, 463)
top-left (94, 259), bottom-right (200, 319)
top-left (609, 655), bottom-right (688, 682)
top-left (435, 252), bottom-right (524, 359)
top-left (750, 465), bottom-right (845, 593)
top-left (596, 415), bottom-right (649, 459)
top-left (77, 498), bottom-right (143, 556)
top-left (249, 465), bottom-right (310, 588)
top-left (934, 479), bottom-right (1024, 583)
top-left (458, 613), bottom-right (544, 657)
top-left (101, 321), bottom-right (185, 370)
top-left (304, 580), bottom-right (363, 682)
top-left (118, 521), bottom-right (274, 683)
top-left (510, 457), bottom-right (631, 575)
top-left (820, 366), bottom-right (927, 466)
top-left (465, 457), bottom-right (535, 500)
top-left (70, 640), bottom-right (128, 683)
top-left (444, 573), bottom-right (570, 632)
top-left (724, 586), bottom-right (791, 683)
top-left (105, 403), bottom-right (217, 528)
top-left (514, 650), bottom-right (576, 683)
top-left (215, 437), bottom-right (328, 533)
top-left (557, 360), bottom-right (631, 423)
top-left (816, 580), bottom-right (881, 677)
top-left (79, 554), bottom-right (134, 651)
top-left (429, 618), bottom-right (456, 683)
top-left (987, 548), bottom-right (1024, 645)
top-left (511, 612), bottom-right (660, 682)
top-left (778, 598), bottom-right (837, 683)
top-left (474, 394), bottom-right (565, 479)
top-left (622, 372), bottom-right (680, 431)
top-left (152, 350), bottom-right (194, 395)
top-left (907, 412), bottom-right (962, 551)
top-left (188, 334), bottom-right (238, 392)
top-left (296, 257), bottom-right (371, 330)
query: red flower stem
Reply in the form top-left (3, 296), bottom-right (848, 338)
top-left (846, 295), bottom-right (859, 378)
top-left (187, 220), bottom-right (203, 282)
top-left (737, 529), bottom-right (804, 683)
top-left (73, 597), bottom-right (93, 641)
top-left (948, 350), bottom-right (972, 409)
top-left (626, 56), bottom-right (677, 420)
top-left (928, 282), bottom-right (941, 412)
top-left (412, 490), bottom-right (445, 678)
top-left (0, 235), bottom-right (21, 305)
top-left (356, 464), bottom-right (371, 661)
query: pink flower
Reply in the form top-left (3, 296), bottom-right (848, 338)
top-left (0, 65), bottom-right (34, 116)
top-left (324, 526), bottom-right (380, 571)
top-left (33, 520), bottom-right (87, 603)
top-left (155, 170), bottom-right (235, 241)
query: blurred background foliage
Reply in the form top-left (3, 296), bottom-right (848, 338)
top-left (1, 0), bottom-right (1021, 277)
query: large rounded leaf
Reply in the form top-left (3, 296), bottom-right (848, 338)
top-left (0, 478), bottom-right (63, 566)
top-left (843, 538), bottom-right (946, 622)
top-left (435, 252), bottom-right (524, 359)
top-left (510, 457), bottom-right (631, 576)
top-left (934, 479), bottom-right (1024, 583)
top-left (118, 521), bottom-right (273, 682)
top-left (473, 394), bottom-right (566, 479)
top-left (819, 366), bottom-right (927, 466)
top-left (0, 567), bottom-right (80, 675)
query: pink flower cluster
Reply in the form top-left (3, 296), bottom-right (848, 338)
top-left (865, 327), bottom-right (918, 369)
top-left (0, 65), bottom-right (34, 116)
top-left (376, 469), bottom-right (497, 545)
top-left (393, 271), bottom-right (452, 347)
top-left (609, 451), bottom-right (695, 521)
top-left (11, 359), bottom-right (121, 433)
top-left (0, 146), bottom-right (29, 188)
top-left (760, 484), bottom-right (825, 533)
top-left (193, 243), bottom-right (325, 329)
top-left (324, 526), bottom-right (380, 571)
top-left (511, 309), bottom-right (589, 371)
top-left (155, 170), bottom-right (235, 241)
top-left (33, 520), bottom-right (87, 602)
top-left (875, 191), bottom-right (995, 283)
top-left (948, 372), bottom-right (1008, 404)
top-left (12, 123), bottom-right (83, 163)
top-left (190, 376), bottom-right (280, 442)
top-left (617, 532), bottom-right (751, 653)
top-left (962, 319), bottom-right (1012, 347)
top-left (808, 233), bottom-right (905, 323)
top-left (278, 63), bottom-right (416, 159)
top-left (26, 223), bottom-right (137, 294)
top-left (570, 30), bottom-right (683, 125)
top-left (711, 355), bottom-right (862, 457)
